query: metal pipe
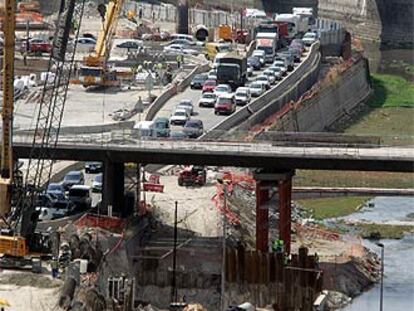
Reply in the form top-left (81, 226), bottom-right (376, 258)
top-left (376, 242), bottom-right (384, 311)
top-left (221, 186), bottom-right (227, 311)
top-left (171, 200), bottom-right (178, 303)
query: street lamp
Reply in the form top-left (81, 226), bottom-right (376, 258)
top-left (376, 242), bottom-right (384, 311)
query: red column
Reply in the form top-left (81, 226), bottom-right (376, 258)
top-left (256, 181), bottom-right (269, 252)
top-left (278, 177), bottom-right (292, 254)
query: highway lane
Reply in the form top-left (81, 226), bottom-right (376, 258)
top-left (154, 53), bottom-right (305, 135)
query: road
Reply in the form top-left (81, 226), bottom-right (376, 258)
top-left (155, 53), bottom-right (305, 135)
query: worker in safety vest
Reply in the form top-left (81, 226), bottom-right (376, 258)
top-left (272, 239), bottom-right (284, 253)
top-left (51, 258), bottom-right (59, 278)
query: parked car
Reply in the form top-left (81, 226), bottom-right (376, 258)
top-left (190, 74), bottom-right (208, 89)
top-left (46, 183), bottom-right (66, 201)
top-left (75, 37), bottom-right (97, 47)
top-left (214, 84), bottom-right (232, 96)
top-left (115, 39), bottom-right (143, 50)
top-left (183, 119), bottom-right (204, 138)
top-left (249, 81), bottom-right (266, 97)
top-left (178, 166), bottom-right (206, 186)
top-left (62, 171), bottom-right (85, 191)
top-left (177, 99), bottom-right (194, 115)
top-left (84, 162), bottom-right (103, 174)
top-left (215, 93), bottom-right (236, 115)
top-left (22, 38), bottom-right (52, 54)
top-left (92, 173), bottom-right (103, 193)
top-left (169, 38), bottom-right (196, 46)
top-left (163, 44), bottom-right (198, 55)
top-left (247, 56), bottom-right (262, 70)
top-left (262, 69), bottom-right (277, 84)
top-left (154, 117), bottom-right (170, 137)
top-left (202, 79), bottom-right (217, 93)
top-left (235, 87), bottom-right (251, 106)
top-left (170, 109), bottom-right (190, 125)
top-left (302, 32), bottom-right (318, 46)
top-left (256, 75), bottom-right (271, 90)
top-left (68, 185), bottom-right (92, 211)
top-left (199, 92), bottom-right (217, 107)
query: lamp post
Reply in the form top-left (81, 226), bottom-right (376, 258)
top-left (376, 242), bottom-right (384, 311)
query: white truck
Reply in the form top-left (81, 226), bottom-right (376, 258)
top-left (256, 33), bottom-right (277, 63)
top-left (275, 13), bottom-right (309, 39)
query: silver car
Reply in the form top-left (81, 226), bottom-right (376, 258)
top-left (176, 99), bottom-right (194, 116)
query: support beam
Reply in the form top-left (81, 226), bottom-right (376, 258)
top-left (102, 161), bottom-right (125, 215)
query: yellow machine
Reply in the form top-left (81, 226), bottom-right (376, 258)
top-left (204, 41), bottom-right (232, 60)
top-left (217, 24), bottom-right (232, 41)
top-left (79, 0), bottom-right (124, 88)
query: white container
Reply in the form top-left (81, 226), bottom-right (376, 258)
top-left (74, 259), bottom-right (88, 274)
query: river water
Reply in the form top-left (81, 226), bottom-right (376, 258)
top-left (340, 197), bottom-right (414, 311)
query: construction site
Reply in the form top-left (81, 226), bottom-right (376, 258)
top-left (0, 0), bottom-right (412, 310)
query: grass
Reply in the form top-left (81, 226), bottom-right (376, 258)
top-left (349, 223), bottom-right (414, 239)
top-left (297, 196), bottom-right (370, 220)
top-left (294, 170), bottom-right (414, 189)
top-left (367, 74), bottom-right (414, 108)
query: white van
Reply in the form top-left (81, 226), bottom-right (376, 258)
top-left (133, 121), bottom-right (156, 138)
top-left (235, 87), bottom-right (251, 106)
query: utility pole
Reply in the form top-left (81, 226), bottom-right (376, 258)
top-left (376, 242), bottom-right (384, 311)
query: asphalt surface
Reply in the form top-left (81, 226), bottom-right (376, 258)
top-left (155, 55), bottom-right (304, 135)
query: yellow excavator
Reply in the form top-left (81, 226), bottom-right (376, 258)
top-left (79, 0), bottom-right (124, 88)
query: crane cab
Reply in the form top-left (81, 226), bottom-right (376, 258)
top-left (79, 66), bottom-right (119, 88)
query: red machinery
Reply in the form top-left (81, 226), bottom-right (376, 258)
top-left (178, 166), bottom-right (207, 187)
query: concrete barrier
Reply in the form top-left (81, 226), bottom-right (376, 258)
top-left (145, 84), bottom-right (177, 121)
top-left (176, 62), bottom-right (210, 92)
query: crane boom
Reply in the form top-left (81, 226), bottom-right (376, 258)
top-left (80, 0), bottom-right (124, 87)
top-left (0, 0), bottom-right (16, 217)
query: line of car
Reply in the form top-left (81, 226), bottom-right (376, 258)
top-left (36, 162), bottom-right (103, 221)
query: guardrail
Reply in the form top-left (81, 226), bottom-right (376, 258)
top-left (200, 42), bottom-right (321, 139)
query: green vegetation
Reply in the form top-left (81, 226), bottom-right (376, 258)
top-left (298, 196), bottom-right (370, 220)
top-left (367, 74), bottom-right (414, 108)
top-left (350, 223), bottom-right (414, 239)
top-left (294, 170), bottom-right (414, 189)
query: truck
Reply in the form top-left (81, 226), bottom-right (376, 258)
top-left (217, 24), bottom-right (232, 42)
top-left (256, 33), bottom-right (277, 63)
top-left (216, 53), bottom-right (247, 90)
top-left (254, 21), bottom-right (288, 49)
top-left (275, 14), bottom-right (309, 39)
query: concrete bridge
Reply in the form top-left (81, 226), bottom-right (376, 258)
top-left (13, 137), bottom-right (414, 254)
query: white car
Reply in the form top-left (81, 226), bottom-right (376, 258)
top-left (214, 84), bottom-right (232, 96)
top-left (273, 61), bottom-right (287, 75)
top-left (256, 75), bottom-right (271, 90)
top-left (235, 87), bottom-right (251, 106)
top-left (176, 99), bottom-right (194, 116)
top-left (252, 50), bottom-right (266, 66)
top-left (269, 66), bottom-right (283, 80)
top-left (262, 69), bottom-right (276, 84)
top-left (247, 65), bottom-right (254, 76)
top-left (170, 108), bottom-right (190, 125)
top-left (75, 37), bottom-right (96, 47)
top-left (164, 43), bottom-right (198, 55)
top-left (199, 92), bottom-right (217, 107)
top-left (302, 32), bottom-right (318, 46)
top-left (249, 82), bottom-right (265, 97)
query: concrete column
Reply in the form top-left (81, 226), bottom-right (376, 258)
top-left (102, 161), bottom-right (125, 216)
top-left (278, 178), bottom-right (292, 254)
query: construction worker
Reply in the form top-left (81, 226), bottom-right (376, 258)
top-left (315, 252), bottom-right (320, 269)
top-left (176, 54), bottom-right (183, 69)
top-left (51, 257), bottom-right (59, 278)
top-left (138, 7), bottom-right (143, 19)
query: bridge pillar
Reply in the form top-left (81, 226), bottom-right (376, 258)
top-left (102, 161), bottom-right (125, 215)
top-left (254, 169), bottom-right (295, 254)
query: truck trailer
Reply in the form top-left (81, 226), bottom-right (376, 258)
top-left (216, 53), bottom-right (247, 90)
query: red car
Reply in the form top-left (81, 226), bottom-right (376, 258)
top-left (22, 38), bottom-right (52, 54)
top-left (214, 93), bottom-right (236, 115)
top-left (202, 79), bottom-right (216, 93)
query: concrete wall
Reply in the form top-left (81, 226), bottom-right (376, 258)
top-left (271, 57), bottom-right (371, 132)
top-left (318, 0), bottom-right (414, 48)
